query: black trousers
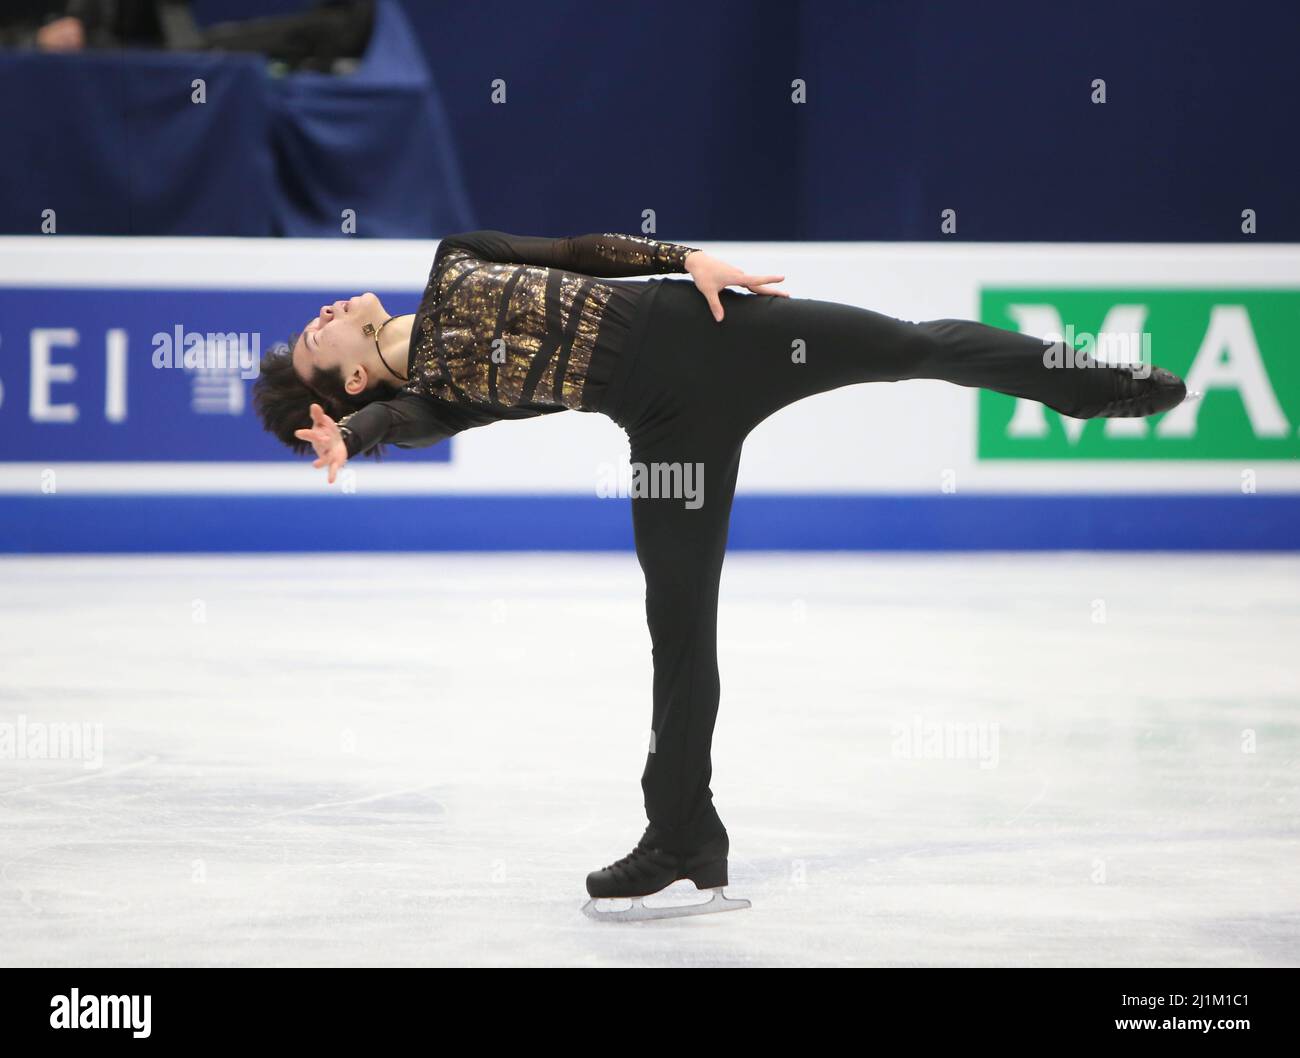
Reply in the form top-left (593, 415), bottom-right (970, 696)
top-left (605, 279), bottom-right (1117, 855)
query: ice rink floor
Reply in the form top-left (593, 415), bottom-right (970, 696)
top-left (1, 552), bottom-right (1297, 967)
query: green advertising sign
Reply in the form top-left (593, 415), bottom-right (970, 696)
top-left (977, 289), bottom-right (1300, 459)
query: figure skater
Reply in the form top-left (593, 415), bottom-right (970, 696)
top-left (253, 231), bottom-right (1187, 920)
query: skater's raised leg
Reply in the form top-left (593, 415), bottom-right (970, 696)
top-left (635, 279), bottom-right (1187, 438)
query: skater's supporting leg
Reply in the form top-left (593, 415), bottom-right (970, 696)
top-left (627, 428), bottom-right (742, 856)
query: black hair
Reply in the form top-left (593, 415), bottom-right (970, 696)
top-left (252, 333), bottom-right (399, 458)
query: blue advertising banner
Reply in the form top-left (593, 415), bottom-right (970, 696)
top-left (0, 287), bottom-right (449, 462)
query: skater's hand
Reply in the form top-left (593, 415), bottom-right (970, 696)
top-left (294, 403), bottom-right (349, 484)
top-left (685, 251), bottom-right (789, 322)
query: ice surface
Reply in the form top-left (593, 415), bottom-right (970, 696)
top-left (1, 552), bottom-right (1297, 967)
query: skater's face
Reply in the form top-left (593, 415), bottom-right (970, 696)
top-left (291, 291), bottom-right (388, 396)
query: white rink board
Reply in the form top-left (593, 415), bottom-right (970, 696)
top-left (1, 237), bottom-right (1298, 495)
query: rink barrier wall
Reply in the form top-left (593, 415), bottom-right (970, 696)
top-left (1, 494), bottom-right (1297, 553)
top-left (2, 238), bottom-right (1299, 551)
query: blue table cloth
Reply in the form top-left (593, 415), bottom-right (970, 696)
top-left (0, 0), bottom-right (473, 237)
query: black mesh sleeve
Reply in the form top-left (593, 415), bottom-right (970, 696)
top-left (337, 391), bottom-right (459, 458)
top-left (436, 230), bottom-right (701, 277)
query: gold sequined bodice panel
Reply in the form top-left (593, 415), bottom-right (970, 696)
top-left (405, 231), bottom-right (699, 413)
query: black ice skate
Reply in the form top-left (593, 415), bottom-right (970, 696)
top-left (1089, 362), bottom-right (1192, 418)
top-left (582, 835), bottom-right (750, 922)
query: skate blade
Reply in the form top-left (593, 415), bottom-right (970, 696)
top-left (581, 886), bottom-right (751, 923)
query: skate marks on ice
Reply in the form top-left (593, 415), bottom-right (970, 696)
top-left (582, 884), bottom-right (751, 922)
top-left (253, 783), bottom-right (450, 825)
